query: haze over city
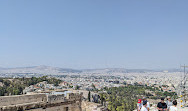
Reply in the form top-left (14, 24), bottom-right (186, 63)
top-left (1, 0), bottom-right (188, 69)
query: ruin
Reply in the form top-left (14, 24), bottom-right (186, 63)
top-left (0, 92), bottom-right (82, 111)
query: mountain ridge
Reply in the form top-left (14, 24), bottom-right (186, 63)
top-left (0, 65), bottom-right (182, 75)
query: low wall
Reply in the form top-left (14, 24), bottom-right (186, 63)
top-left (0, 94), bottom-right (47, 106)
top-left (0, 93), bottom-right (82, 111)
top-left (66, 93), bottom-right (81, 100)
top-left (27, 102), bottom-right (81, 111)
top-left (47, 94), bottom-right (65, 103)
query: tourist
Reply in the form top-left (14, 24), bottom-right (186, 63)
top-left (137, 99), bottom-right (142, 111)
top-left (169, 100), bottom-right (177, 111)
top-left (157, 98), bottom-right (167, 111)
top-left (142, 97), bottom-right (150, 111)
top-left (166, 96), bottom-right (172, 111)
top-left (141, 101), bottom-right (148, 111)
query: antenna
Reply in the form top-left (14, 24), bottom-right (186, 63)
top-left (180, 65), bottom-right (188, 108)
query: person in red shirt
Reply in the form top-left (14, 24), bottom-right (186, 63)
top-left (137, 99), bottom-right (142, 111)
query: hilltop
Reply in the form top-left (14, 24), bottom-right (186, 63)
top-left (0, 65), bottom-right (181, 75)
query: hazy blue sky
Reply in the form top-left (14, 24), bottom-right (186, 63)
top-left (0, 0), bottom-right (188, 69)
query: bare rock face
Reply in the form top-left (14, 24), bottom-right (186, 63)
top-left (81, 101), bottom-right (106, 111)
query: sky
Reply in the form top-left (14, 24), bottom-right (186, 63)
top-left (0, 0), bottom-right (188, 69)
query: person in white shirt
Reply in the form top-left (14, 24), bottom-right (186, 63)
top-left (141, 101), bottom-right (148, 111)
top-left (142, 97), bottom-right (150, 111)
top-left (169, 100), bottom-right (177, 111)
top-left (166, 96), bottom-right (173, 111)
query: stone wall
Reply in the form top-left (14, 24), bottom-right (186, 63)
top-left (66, 93), bottom-right (81, 100)
top-left (27, 102), bottom-right (81, 111)
top-left (0, 93), bottom-right (82, 111)
top-left (47, 94), bottom-right (65, 104)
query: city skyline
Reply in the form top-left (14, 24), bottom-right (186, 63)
top-left (1, 0), bottom-right (188, 69)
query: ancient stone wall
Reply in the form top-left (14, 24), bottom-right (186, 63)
top-left (47, 94), bottom-right (65, 104)
top-left (0, 94), bottom-right (47, 106)
top-left (0, 93), bottom-right (82, 111)
top-left (27, 102), bottom-right (81, 111)
top-left (66, 93), bottom-right (81, 100)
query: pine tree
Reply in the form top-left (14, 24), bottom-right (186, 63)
top-left (88, 91), bottom-right (91, 102)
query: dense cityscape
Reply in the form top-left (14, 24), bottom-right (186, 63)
top-left (0, 66), bottom-right (185, 110)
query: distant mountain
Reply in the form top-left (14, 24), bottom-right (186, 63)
top-left (0, 65), bottom-right (82, 74)
top-left (58, 68), bottom-right (82, 73)
top-left (82, 68), bottom-right (155, 73)
top-left (0, 66), bottom-right (182, 75)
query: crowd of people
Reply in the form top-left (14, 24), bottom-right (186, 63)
top-left (137, 97), bottom-right (178, 111)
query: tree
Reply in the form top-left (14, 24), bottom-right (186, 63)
top-left (100, 93), bottom-right (104, 105)
top-left (91, 83), bottom-right (96, 89)
top-left (88, 91), bottom-right (91, 102)
top-left (4, 80), bottom-right (11, 86)
top-left (116, 106), bottom-right (123, 111)
top-left (0, 78), bottom-right (3, 82)
top-left (103, 85), bottom-right (174, 111)
top-left (75, 85), bottom-right (80, 90)
top-left (0, 87), bottom-right (5, 96)
top-left (0, 76), bottom-right (62, 96)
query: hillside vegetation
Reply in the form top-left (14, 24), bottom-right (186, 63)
top-left (0, 76), bottom-right (61, 96)
top-left (99, 84), bottom-right (177, 111)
